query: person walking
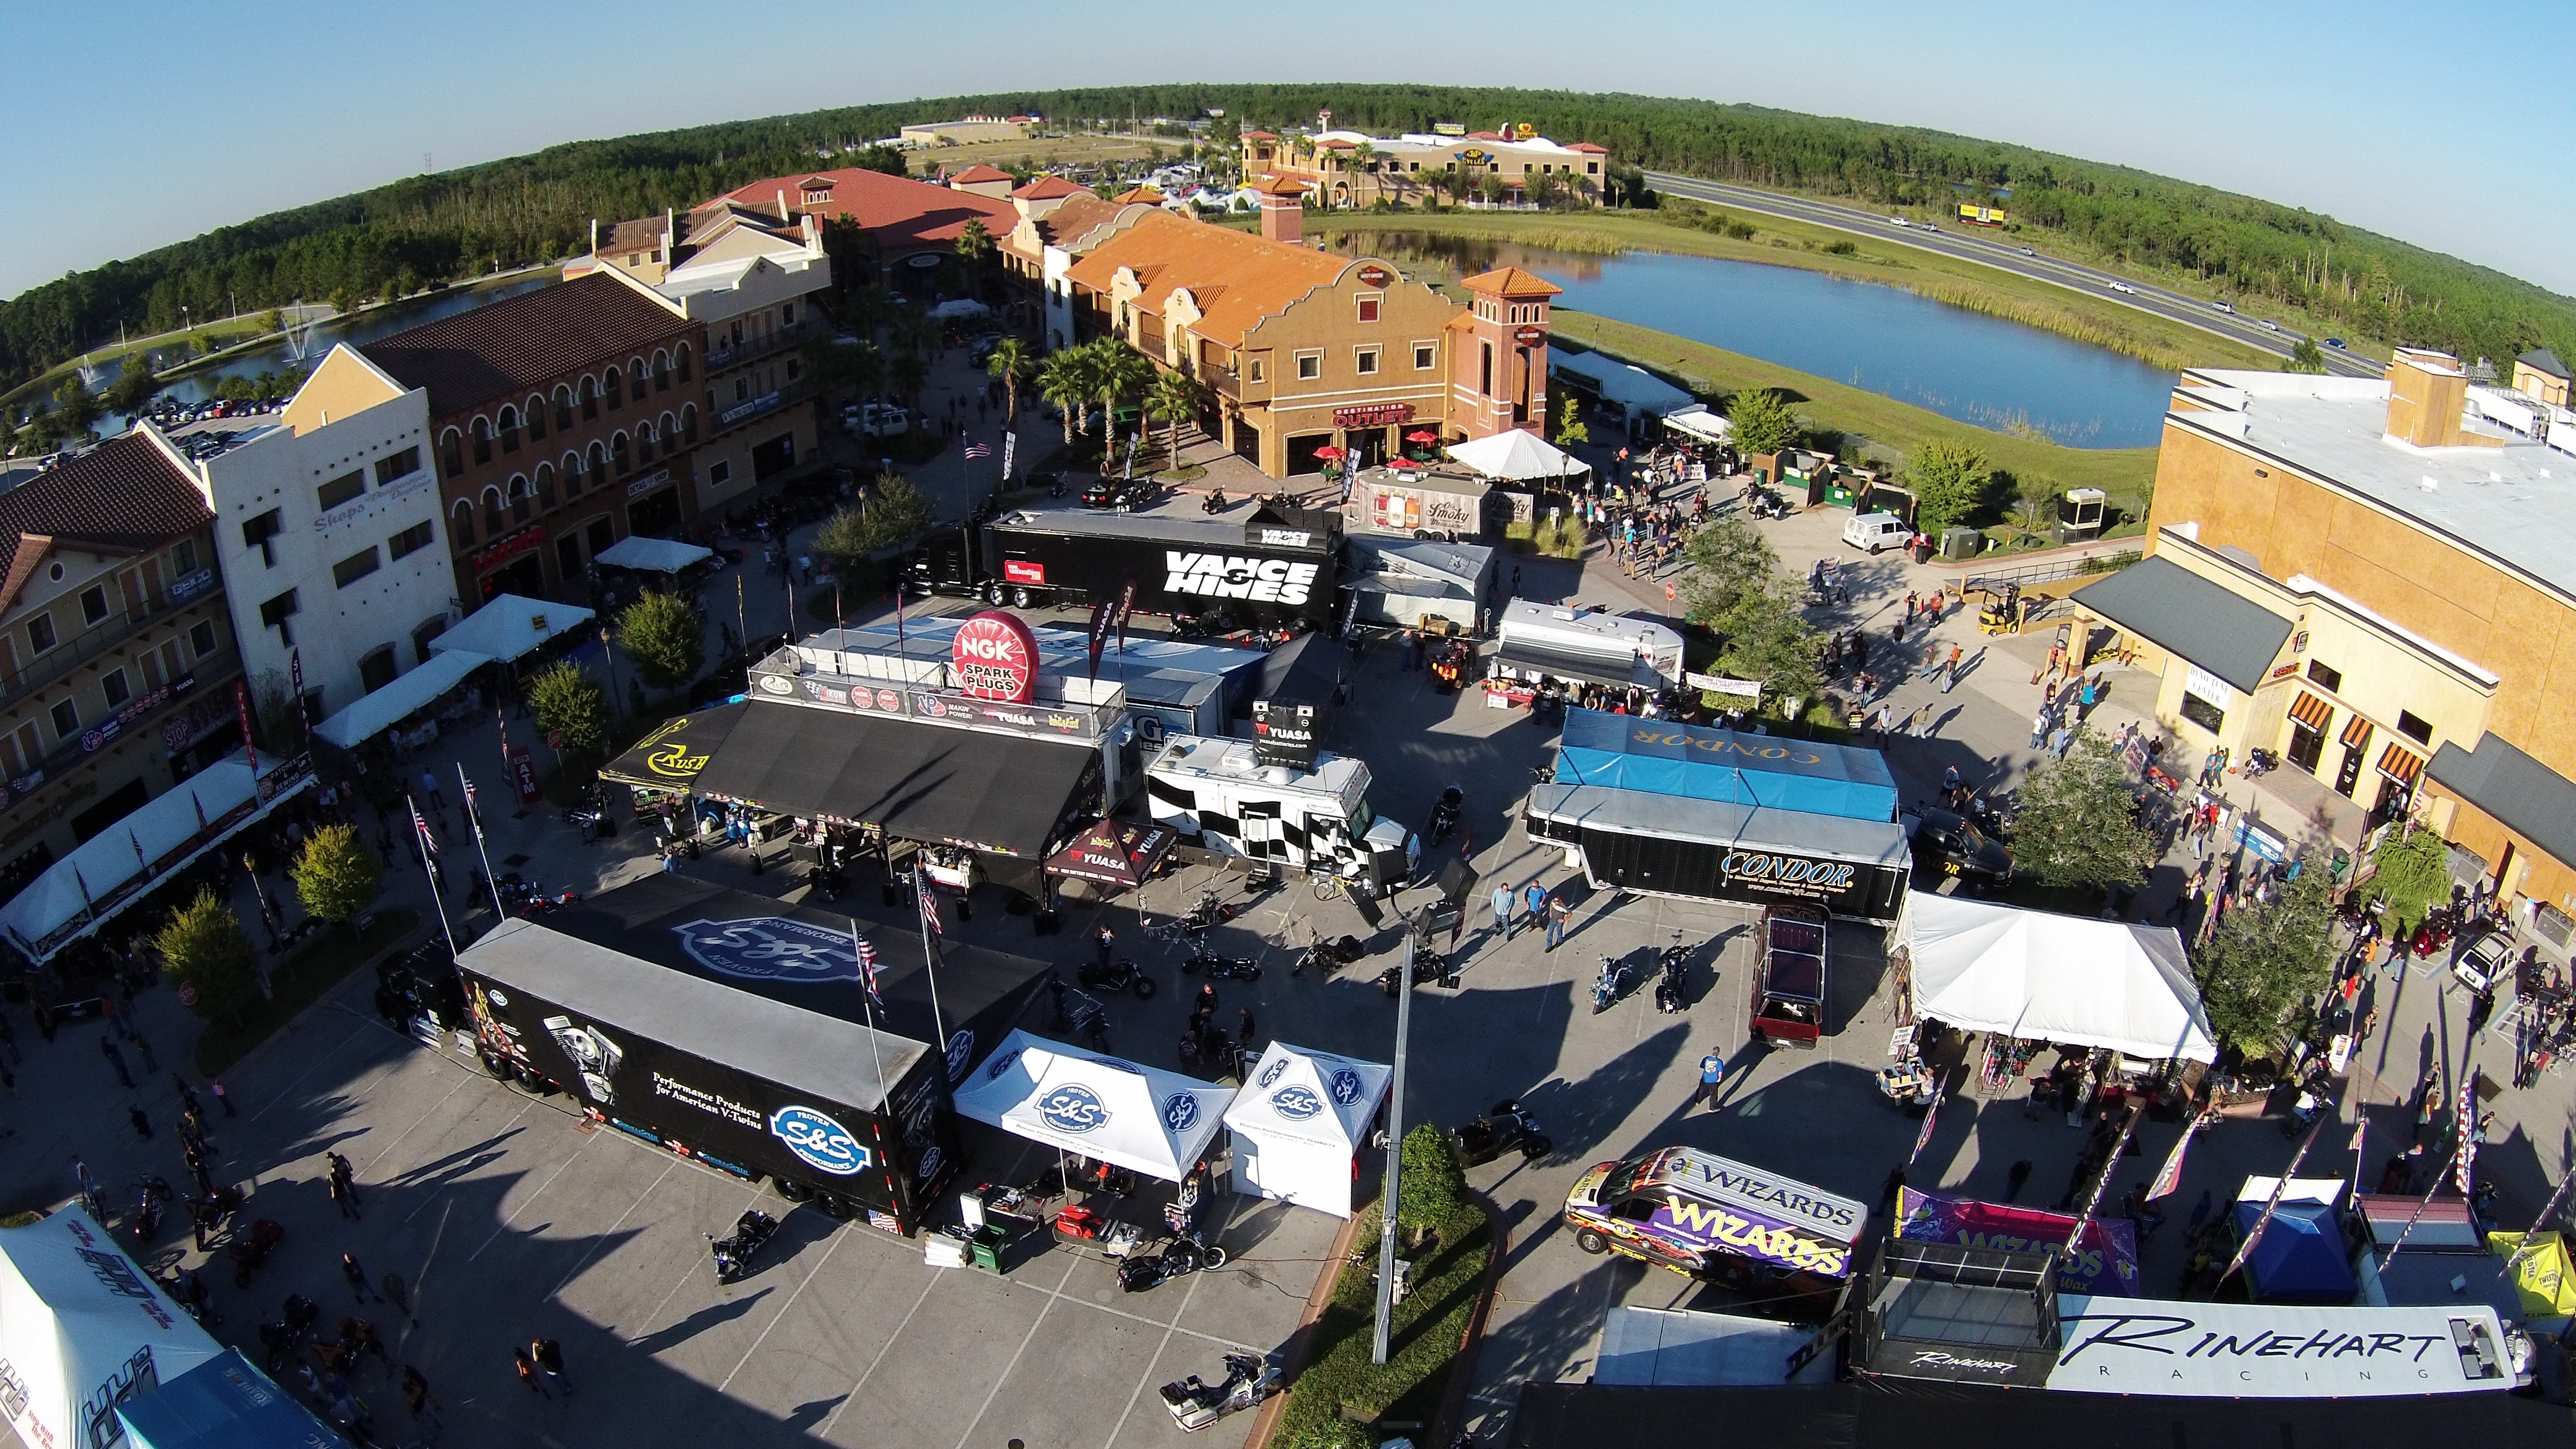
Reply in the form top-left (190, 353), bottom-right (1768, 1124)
top-left (328, 1153), bottom-right (361, 1220)
top-left (341, 1252), bottom-right (379, 1304)
top-left (531, 1337), bottom-right (571, 1395)
top-left (512, 1346), bottom-right (549, 1398)
top-left (100, 1037), bottom-right (134, 1089)
top-left (1490, 885), bottom-right (1515, 940)
top-left (210, 1079), bottom-right (236, 1117)
top-left (1693, 1049), bottom-right (1729, 1109)
top-left (419, 770), bottom-right (446, 813)
top-left (1942, 643), bottom-right (1962, 693)
top-left (401, 1365), bottom-right (444, 1441)
top-left (1545, 894), bottom-right (1569, 952)
top-left (130, 1029), bottom-right (157, 1072)
top-left (128, 1105), bottom-right (152, 1139)
top-left (1094, 925), bottom-right (1116, 972)
top-left (381, 1271), bottom-right (417, 1326)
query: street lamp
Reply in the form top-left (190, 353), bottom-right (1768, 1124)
top-left (599, 625), bottom-right (622, 720)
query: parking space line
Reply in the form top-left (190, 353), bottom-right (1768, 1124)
top-left (468, 1128), bottom-right (593, 1260)
top-left (628, 1186), bottom-right (763, 1347)
top-left (246, 1012), bottom-right (373, 1124)
top-left (404, 1100), bottom-right (532, 1223)
top-left (1096, 1193), bottom-right (1236, 1448)
top-left (362, 1071), bottom-right (475, 1176)
top-left (716, 1222), bottom-right (847, 1393)
top-left (817, 1272), bottom-right (940, 1442)
top-left (950, 1254), bottom-right (1083, 1449)
top-left (546, 1157), bottom-right (681, 1299)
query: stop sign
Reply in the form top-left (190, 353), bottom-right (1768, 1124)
top-left (176, 984), bottom-right (199, 1007)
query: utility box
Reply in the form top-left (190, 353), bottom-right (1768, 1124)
top-left (1939, 526), bottom-right (1983, 560)
top-left (2057, 488), bottom-right (2106, 544)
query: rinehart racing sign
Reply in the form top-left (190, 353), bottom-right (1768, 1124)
top-left (2047, 1297), bottom-right (2517, 1397)
top-left (1165, 552), bottom-right (1319, 605)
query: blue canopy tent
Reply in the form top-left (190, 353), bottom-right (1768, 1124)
top-left (2232, 1200), bottom-right (2358, 1304)
top-left (1554, 709), bottom-right (1899, 822)
top-left (115, 1349), bottom-right (354, 1448)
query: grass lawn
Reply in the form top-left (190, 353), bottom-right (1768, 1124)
top-left (193, 908), bottom-right (422, 1077)
top-left (1273, 1202), bottom-right (1494, 1447)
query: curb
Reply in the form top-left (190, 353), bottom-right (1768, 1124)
top-left (1430, 1195), bottom-right (1512, 1447)
top-left (1242, 1198), bottom-right (1370, 1449)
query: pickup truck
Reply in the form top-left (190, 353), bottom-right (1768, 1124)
top-left (1750, 904), bottom-right (1828, 1047)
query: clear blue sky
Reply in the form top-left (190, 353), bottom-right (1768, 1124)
top-left (5, 0), bottom-right (2570, 301)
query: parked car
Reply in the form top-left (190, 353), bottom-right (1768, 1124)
top-left (858, 403), bottom-right (909, 439)
top-left (1081, 478), bottom-right (1158, 512)
top-left (1842, 511), bottom-right (1908, 554)
top-left (1908, 806), bottom-right (2012, 891)
top-left (2454, 933), bottom-right (2513, 994)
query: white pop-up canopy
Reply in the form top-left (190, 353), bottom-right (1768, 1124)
top-left (313, 649), bottom-right (490, 749)
top-left (1222, 1041), bottom-right (1391, 1218)
top-left (429, 594), bottom-right (595, 663)
top-left (593, 536), bottom-right (715, 573)
top-left (1662, 404), bottom-right (1733, 445)
top-left (1901, 891), bottom-right (2218, 1062)
top-left (951, 1029), bottom-right (1234, 1182)
top-left (1446, 429), bottom-right (1590, 482)
top-left (0, 1209), bottom-right (227, 1449)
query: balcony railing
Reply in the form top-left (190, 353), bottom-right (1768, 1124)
top-left (704, 326), bottom-right (816, 373)
top-left (11, 642), bottom-right (240, 797)
top-left (1209, 370), bottom-right (1239, 401)
top-left (0, 568), bottom-right (220, 717)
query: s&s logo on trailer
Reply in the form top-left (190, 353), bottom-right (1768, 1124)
top-left (673, 917), bottom-right (867, 984)
top-left (770, 1105), bottom-right (871, 1176)
top-left (1039, 1084), bottom-right (1110, 1133)
top-left (945, 1029), bottom-right (976, 1084)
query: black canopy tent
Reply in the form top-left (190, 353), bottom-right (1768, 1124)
top-left (601, 700), bottom-right (751, 793)
top-left (689, 703), bottom-right (1104, 881)
top-left (1492, 639), bottom-right (1656, 692)
top-left (1044, 820), bottom-right (1178, 890)
top-left (531, 874), bottom-right (1053, 1088)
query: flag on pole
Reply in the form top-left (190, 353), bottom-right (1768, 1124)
top-left (2147, 1110), bottom-right (2209, 1200)
top-left (462, 777), bottom-right (484, 840)
top-left (2455, 1075), bottom-right (2481, 1193)
top-left (1114, 579), bottom-right (1138, 656)
top-left (962, 441), bottom-right (992, 461)
top-left (2500, 1169), bottom-right (2576, 1281)
top-left (410, 799), bottom-right (438, 856)
top-left (1085, 596), bottom-right (1113, 680)
top-left (2062, 1101), bottom-right (2144, 1252)
top-left (851, 925), bottom-right (885, 1013)
top-left (1001, 430), bottom-right (1017, 481)
top-left (1906, 1088), bottom-right (1943, 1167)
top-left (916, 870), bottom-right (943, 937)
top-left (129, 829), bottom-right (150, 875)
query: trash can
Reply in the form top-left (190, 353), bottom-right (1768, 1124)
top-left (1908, 536), bottom-right (1935, 565)
top-left (970, 1224), bottom-right (1009, 1272)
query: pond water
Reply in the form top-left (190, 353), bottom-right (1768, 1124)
top-left (1327, 233), bottom-right (2175, 448)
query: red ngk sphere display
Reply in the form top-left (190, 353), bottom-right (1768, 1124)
top-left (951, 610), bottom-right (1039, 703)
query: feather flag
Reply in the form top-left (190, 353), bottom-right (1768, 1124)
top-left (2456, 1075), bottom-right (2481, 1193)
top-left (2146, 1109), bottom-right (2209, 1201)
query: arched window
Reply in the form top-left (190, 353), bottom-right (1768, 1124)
top-left (526, 394), bottom-right (547, 442)
top-left (535, 462), bottom-right (556, 509)
top-left (681, 405), bottom-right (698, 444)
top-left (497, 405), bottom-right (520, 453)
top-left (581, 375), bottom-right (599, 421)
top-left (470, 416), bottom-right (492, 466)
top-left (561, 451), bottom-right (584, 499)
top-left (481, 485), bottom-right (505, 535)
top-left (586, 441), bottom-right (608, 487)
top-left (675, 344), bottom-right (692, 382)
top-left (659, 412), bottom-right (677, 457)
top-left (450, 498), bottom-right (475, 547)
top-left (508, 474), bottom-right (532, 524)
top-left (629, 357), bottom-right (646, 397)
top-left (653, 350), bottom-right (672, 393)
top-left (637, 422), bottom-right (658, 461)
top-left (440, 428), bottom-right (464, 478)
top-left (555, 386), bottom-right (575, 431)
top-left (611, 431), bottom-right (631, 474)
top-left (603, 367), bottom-right (622, 410)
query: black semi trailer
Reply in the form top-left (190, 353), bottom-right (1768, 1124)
top-left (457, 915), bottom-right (959, 1234)
top-left (904, 505), bottom-right (1343, 629)
top-left (1525, 782), bottom-right (1911, 923)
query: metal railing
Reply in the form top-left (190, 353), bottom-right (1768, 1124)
top-left (704, 326), bottom-right (816, 373)
top-left (15, 642), bottom-right (240, 791)
top-left (1954, 548), bottom-right (2141, 592)
top-left (0, 569), bottom-right (222, 716)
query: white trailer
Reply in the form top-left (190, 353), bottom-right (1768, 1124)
top-left (1143, 735), bottom-right (1411, 883)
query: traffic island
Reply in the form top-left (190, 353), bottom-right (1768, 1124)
top-left (1267, 1195), bottom-right (1497, 1447)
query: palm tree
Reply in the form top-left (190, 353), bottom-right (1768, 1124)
top-left (954, 217), bottom-right (994, 264)
top-left (1094, 343), bottom-right (1153, 450)
top-left (1145, 369), bottom-right (1203, 471)
top-left (1038, 351), bottom-right (1089, 446)
top-left (985, 337), bottom-right (1032, 421)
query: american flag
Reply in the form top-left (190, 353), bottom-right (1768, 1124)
top-left (2455, 1075), bottom-right (2480, 1192)
top-left (461, 775), bottom-right (484, 841)
top-left (409, 797), bottom-right (438, 856)
top-left (916, 869), bottom-right (944, 937)
top-left (851, 925), bottom-right (886, 1012)
top-left (962, 441), bottom-right (992, 461)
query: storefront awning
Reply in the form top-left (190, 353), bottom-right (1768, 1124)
top-left (2428, 730), bottom-right (2576, 870)
top-left (2071, 557), bottom-right (2292, 695)
top-left (1045, 820), bottom-right (1176, 888)
top-left (2287, 691), bottom-right (2332, 732)
top-left (689, 702), bottom-right (1100, 858)
top-left (1492, 639), bottom-right (1656, 691)
top-left (601, 701), bottom-right (749, 791)
top-left (429, 593), bottom-right (596, 663)
top-left (313, 650), bottom-right (491, 749)
top-left (592, 536), bottom-right (715, 573)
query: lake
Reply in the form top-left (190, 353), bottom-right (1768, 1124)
top-left (1326, 233), bottom-right (2175, 448)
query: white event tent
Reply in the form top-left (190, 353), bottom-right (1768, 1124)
top-left (1221, 1042), bottom-right (1391, 1218)
top-left (312, 650), bottom-right (491, 749)
top-left (1661, 404), bottom-right (1733, 446)
top-left (429, 594), bottom-right (596, 664)
top-left (1901, 892), bottom-right (2218, 1062)
top-left (1446, 429), bottom-right (1590, 482)
top-left (951, 1030), bottom-right (1234, 1182)
top-left (0, 1209), bottom-right (226, 1449)
top-left (592, 536), bottom-right (715, 574)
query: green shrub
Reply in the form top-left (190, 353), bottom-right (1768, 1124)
top-left (1398, 1123), bottom-right (1467, 1232)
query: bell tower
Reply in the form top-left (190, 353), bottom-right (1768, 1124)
top-left (1450, 266), bottom-right (1562, 442)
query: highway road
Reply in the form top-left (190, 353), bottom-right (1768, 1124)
top-left (1642, 171), bottom-right (2383, 380)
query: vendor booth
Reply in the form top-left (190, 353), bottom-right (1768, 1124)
top-left (1044, 820), bottom-right (1178, 893)
top-left (117, 1349), bottom-right (355, 1449)
top-left (0, 749), bottom-right (313, 964)
top-left (1900, 892), bottom-right (2218, 1063)
top-left (1446, 429), bottom-right (1589, 485)
top-left (1661, 404), bottom-right (1733, 448)
top-left (2232, 1197), bottom-right (2357, 1304)
top-left (600, 700), bottom-right (750, 797)
top-left (312, 648), bottom-right (491, 750)
top-left (0, 1209), bottom-right (229, 1449)
top-left (429, 593), bottom-right (596, 663)
top-left (1220, 1042), bottom-right (1391, 1218)
top-left (593, 535), bottom-right (715, 573)
top-left (952, 1030), bottom-right (1235, 1182)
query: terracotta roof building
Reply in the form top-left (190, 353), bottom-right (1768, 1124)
top-left (715, 167), bottom-right (1017, 264)
top-left (947, 164), bottom-right (1014, 200)
top-left (1240, 127), bottom-right (1614, 209)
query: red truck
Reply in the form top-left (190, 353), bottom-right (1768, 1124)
top-left (1750, 904), bottom-right (1827, 1046)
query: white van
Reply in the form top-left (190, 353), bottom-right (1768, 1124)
top-left (1842, 512), bottom-right (1908, 554)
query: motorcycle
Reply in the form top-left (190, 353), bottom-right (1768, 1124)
top-left (562, 783), bottom-right (616, 840)
top-left (1293, 931), bottom-right (1366, 978)
top-left (2411, 906), bottom-right (2455, 960)
top-left (1449, 1098), bottom-right (1551, 1166)
top-left (1425, 786), bottom-right (1463, 847)
top-left (2242, 747), bottom-right (2279, 780)
top-left (1160, 1353), bottom-right (1280, 1433)
top-left (1079, 958), bottom-right (1158, 999)
top-left (1377, 952), bottom-right (1445, 997)
top-left (499, 874), bottom-right (580, 918)
top-left (1653, 938), bottom-right (1692, 1014)
top-left (228, 1217), bottom-right (285, 1289)
top-left (1180, 891), bottom-right (1238, 930)
top-left (1180, 951), bottom-right (1261, 982)
top-left (1592, 954), bottom-right (1633, 1014)
top-left (1201, 488), bottom-right (1229, 514)
top-left (707, 1209), bottom-right (779, 1284)
top-left (127, 1177), bottom-right (175, 1246)
top-left (1118, 1230), bottom-right (1229, 1293)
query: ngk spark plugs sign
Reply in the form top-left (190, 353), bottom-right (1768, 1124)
top-left (1165, 552), bottom-right (1320, 605)
top-left (2048, 1298), bottom-right (2516, 1397)
top-left (951, 610), bottom-right (1039, 703)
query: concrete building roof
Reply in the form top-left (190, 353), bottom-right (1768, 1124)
top-left (2171, 368), bottom-right (2576, 602)
top-left (2071, 555), bottom-right (2293, 695)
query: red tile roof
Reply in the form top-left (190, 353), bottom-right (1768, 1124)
top-left (1565, 143), bottom-right (1608, 154)
top-left (1461, 266), bottom-right (1563, 298)
top-left (1064, 210), bottom-right (1352, 348)
top-left (1011, 176), bottom-right (1085, 201)
top-left (0, 433), bottom-right (212, 610)
top-left (1239, 130), bottom-right (1278, 141)
top-left (714, 167), bottom-right (1017, 255)
top-left (950, 164), bottom-right (1011, 184)
top-left (360, 272), bottom-right (689, 420)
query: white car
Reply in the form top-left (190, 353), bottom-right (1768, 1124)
top-left (858, 402), bottom-right (910, 438)
top-left (2211, 300), bottom-right (2235, 314)
top-left (2259, 319), bottom-right (2280, 333)
top-left (1889, 216), bottom-right (1909, 228)
top-left (2018, 247), bottom-right (2036, 257)
top-left (2107, 280), bottom-right (2138, 294)
top-left (1842, 512), bottom-right (1910, 554)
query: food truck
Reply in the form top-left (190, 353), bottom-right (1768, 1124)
top-left (1565, 1146), bottom-right (1867, 1300)
top-left (1749, 903), bottom-right (1828, 1046)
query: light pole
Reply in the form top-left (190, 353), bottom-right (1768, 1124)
top-left (1371, 924), bottom-right (1416, 1365)
top-left (599, 626), bottom-right (622, 720)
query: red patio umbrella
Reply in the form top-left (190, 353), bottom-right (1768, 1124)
top-left (1311, 445), bottom-right (1347, 460)
top-left (1404, 430), bottom-right (1440, 444)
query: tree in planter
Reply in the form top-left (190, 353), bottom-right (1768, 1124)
top-left (2196, 863), bottom-right (2337, 1057)
top-left (291, 822), bottom-right (382, 927)
top-left (1145, 368), bottom-right (1202, 470)
top-left (155, 888), bottom-right (260, 1019)
top-left (1037, 350), bottom-right (1091, 446)
top-left (1725, 387), bottom-right (1800, 458)
top-left (2366, 821), bottom-right (2451, 931)
top-left (616, 592), bottom-right (705, 690)
top-left (528, 662), bottom-right (608, 760)
top-left (1909, 437), bottom-right (1994, 536)
top-left (1552, 394), bottom-right (1588, 448)
top-left (1716, 577), bottom-right (1824, 714)
top-left (2012, 726), bottom-right (2158, 894)
top-left (1094, 343), bottom-right (1153, 452)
